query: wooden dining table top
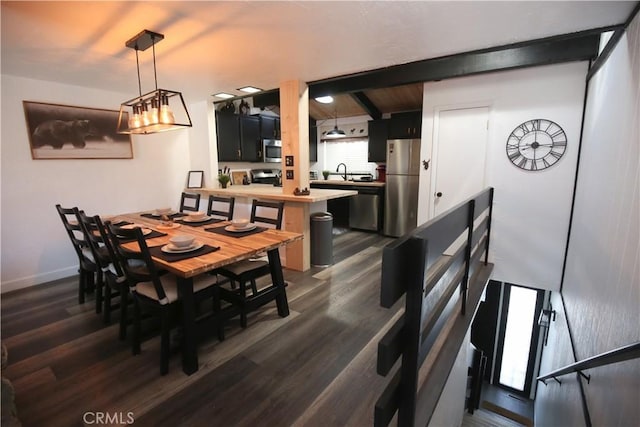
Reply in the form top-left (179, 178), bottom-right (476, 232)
top-left (114, 211), bottom-right (303, 279)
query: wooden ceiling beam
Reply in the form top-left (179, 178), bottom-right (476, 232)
top-left (308, 30), bottom-right (603, 97)
top-left (350, 92), bottom-right (382, 120)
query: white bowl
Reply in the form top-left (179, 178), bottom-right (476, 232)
top-left (154, 207), bottom-right (172, 215)
top-left (232, 218), bottom-right (250, 229)
top-left (169, 234), bottom-right (195, 248)
top-left (187, 211), bottom-right (206, 220)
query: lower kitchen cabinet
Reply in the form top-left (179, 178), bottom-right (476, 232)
top-left (310, 182), bottom-right (385, 231)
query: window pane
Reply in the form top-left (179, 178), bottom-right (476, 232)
top-left (499, 286), bottom-right (537, 390)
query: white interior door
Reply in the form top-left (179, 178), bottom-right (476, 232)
top-left (432, 106), bottom-right (489, 217)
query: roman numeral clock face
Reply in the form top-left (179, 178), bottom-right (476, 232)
top-left (506, 119), bottom-right (567, 171)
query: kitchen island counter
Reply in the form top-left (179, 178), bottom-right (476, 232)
top-left (310, 180), bottom-right (385, 188)
top-left (189, 184), bottom-right (356, 272)
top-left (192, 184), bottom-right (357, 203)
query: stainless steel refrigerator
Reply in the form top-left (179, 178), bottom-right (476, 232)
top-left (383, 139), bottom-right (421, 237)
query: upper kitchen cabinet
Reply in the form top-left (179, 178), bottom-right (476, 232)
top-left (216, 112), bottom-right (241, 161)
top-left (215, 112), bottom-right (260, 161)
top-left (240, 115), bottom-right (261, 162)
top-left (388, 111), bottom-right (422, 139)
top-left (368, 119), bottom-right (388, 162)
top-left (260, 115), bottom-right (281, 139)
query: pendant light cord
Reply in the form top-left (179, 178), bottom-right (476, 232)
top-left (152, 36), bottom-right (158, 91)
top-left (135, 48), bottom-right (142, 97)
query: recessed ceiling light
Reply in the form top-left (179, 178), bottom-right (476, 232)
top-left (238, 86), bottom-right (262, 94)
top-left (315, 96), bottom-right (334, 104)
top-left (213, 92), bottom-right (235, 99)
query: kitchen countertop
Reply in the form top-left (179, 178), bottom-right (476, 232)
top-left (191, 184), bottom-right (357, 203)
top-left (310, 180), bottom-right (386, 188)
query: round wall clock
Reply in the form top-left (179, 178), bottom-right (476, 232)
top-left (506, 119), bottom-right (567, 171)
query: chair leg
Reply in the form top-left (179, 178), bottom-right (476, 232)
top-left (119, 288), bottom-right (128, 341)
top-left (160, 309), bottom-right (170, 376)
top-left (239, 281), bottom-right (248, 329)
top-left (103, 284), bottom-right (112, 324)
top-left (213, 289), bottom-right (225, 342)
top-left (95, 271), bottom-right (103, 314)
top-left (132, 300), bottom-right (141, 355)
top-left (85, 270), bottom-right (95, 293)
top-left (78, 268), bottom-right (86, 304)
top-left (250, 279), bottom-right (258, 296)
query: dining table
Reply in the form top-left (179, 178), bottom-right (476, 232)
top-left (112, 210), bottom-right (303, 375)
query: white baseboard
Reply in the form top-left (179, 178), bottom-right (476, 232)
top-left (1, 266), bottom-right (78, 294)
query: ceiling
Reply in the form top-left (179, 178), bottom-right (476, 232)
top-left (1, 1), bottom-right (635, 121)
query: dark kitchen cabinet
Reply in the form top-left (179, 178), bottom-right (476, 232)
top-left (260, 115), bottom-right (280, 139)
top-left (388, 111), bottom-right (422, 139)
top-left (216, 112), bottom-right (261, 161)
top-left (368, 119), bottom-right (388, 162)
top-left (216, 112), bottom-right (241, 161)
top-left (309, 120), bottom-right (318, 162)
top-left (240, 115), bottom-right (261, 162)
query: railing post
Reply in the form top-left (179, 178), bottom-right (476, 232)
top-left (484, 187), bottom-right (494, 265)
top-left (461, 199), bottom-right (475, 315)
top-left (397, 237), bottom-right (428, 426)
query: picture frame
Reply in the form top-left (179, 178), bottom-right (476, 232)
top-left (23, 101), bottom-right (133, 160)
top-left (187, 170), bottom-right (204, 188)
top-left (231, 170), bottom-right (249, 185)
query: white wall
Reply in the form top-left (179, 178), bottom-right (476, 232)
top-left (0, 75), bottom-right (195, 292)
top-left (419, 62), bottom-right (588, 291)
top-left (537, 13), bottom-right (640, 425)
top-left (428, 329), bottom-right (470, 427)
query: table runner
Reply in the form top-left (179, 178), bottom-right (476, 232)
top-left (118, 229), bottom-right (167, 243)
top-left (148, 244), bottom-right (220, 262)
top-left (175, 217), bottom-right (224, 227)
top-left (205, 225), bottom-right (267, 238)
top-left (140, 212), bottom-right (187, 220)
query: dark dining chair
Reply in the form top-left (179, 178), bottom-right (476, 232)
top-left (55, 204), bottom-right (97, 304)
top-left (105, 222), bottom-right (221, 375)
top-left (76, 211), bottom-right (113, 318)
top-left (215, 199), bottom-right (285, 328)
top-left (206, 195), bottom-right (235, 220)
top-left (77, 212), bottom-right (131, 338)
top-left (180, 192), bottom-right (201, 212)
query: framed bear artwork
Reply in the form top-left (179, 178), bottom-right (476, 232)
top-left (23, 101), bottom-right (133, 160)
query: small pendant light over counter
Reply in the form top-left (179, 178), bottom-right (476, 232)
top-left (324, 108), bottom-right (346, 139)
top-left (117, 29), bottom-right (192, 135)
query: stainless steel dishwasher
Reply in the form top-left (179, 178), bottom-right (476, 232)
top-left (349, 187), bottom-right (381, 231)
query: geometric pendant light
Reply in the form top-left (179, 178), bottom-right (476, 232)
top-left (117, 29), bottom-right (192, 134)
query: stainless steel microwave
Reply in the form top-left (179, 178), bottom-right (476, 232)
top-left (262, 139), bottom-right (282, 163)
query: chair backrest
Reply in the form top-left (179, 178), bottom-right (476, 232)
top-left (207, 195), bottom-right (235, 220)
top-left (105, 222), bottom-right (168, 303)
top-left (77, 211), bottom-right (121, 274)
top-left (250, 200), bottom-right (284, 230)
top-left (180, 192), bottom-right (201, 212)
top-left (55, 204), bottom-right (90, 262)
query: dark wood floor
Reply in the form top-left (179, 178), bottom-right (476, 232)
top-left (2, 230), bottom-right (410, 426)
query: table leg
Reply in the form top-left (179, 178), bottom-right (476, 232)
top-left (177, 277), bottom-right (198, 375)
top-left (268, 248), bottom-right (290, 317)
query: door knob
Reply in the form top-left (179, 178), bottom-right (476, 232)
top-left (436, 192), bottom-right (443, 198)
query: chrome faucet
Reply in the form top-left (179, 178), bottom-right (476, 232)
top-left (336, 163), bottom-right (348, 181)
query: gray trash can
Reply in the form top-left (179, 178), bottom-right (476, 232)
top-left (310, 212), bottom-right (333, 267)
